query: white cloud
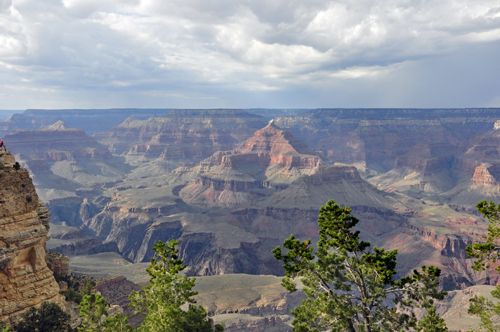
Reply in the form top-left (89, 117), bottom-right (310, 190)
top-left (0, 0), bottom-right (500, 108)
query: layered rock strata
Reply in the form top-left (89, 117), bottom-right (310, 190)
top-left (3, 121), bottom-right (128, 190)
top-left (95, 110), bottom-right (268, 167)
top-left (0, 108), bottom-right (175, 137)
top-left (46, 253), bottom-right (70, 278)
top-left (1, 121), bottom-right (129, 237)
top-left (432, 125), bottom-right (500, 207)
top-left (83, 122), bottom-right (407, 278)
top-left (0, 150), bottom-right (64, 325)
top-left (212, 314), bottom-right (291, 332)
top-left (180, 120), bottom-right (323, 208)
top-left (470, 164), bottom-right (500, 186)
top-left (275, 108), bottom-right (500, 172)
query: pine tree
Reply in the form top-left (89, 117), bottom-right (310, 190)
top-left (465, 200), bottom-right (500, 332)
top-left (273, 200), bottom-right (448, 332)
top-left (129, 240), bottom-right (224, 332)
top-left (16, 302), bottom-right (76, 332)
top-left (0, 323), bottom-right (11, 332)
top-left (79, 240), bottom-right (224, 332)
top-left (78, 294), bottom-right (133, 332)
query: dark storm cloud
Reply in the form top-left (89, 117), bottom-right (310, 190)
top-left (0, 0), bottom-right (499, 108)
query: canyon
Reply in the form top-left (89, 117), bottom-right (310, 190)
top-left (0, 150), bottom-right (65, 325)
top-left (3, 108), bottom-right (500, 330)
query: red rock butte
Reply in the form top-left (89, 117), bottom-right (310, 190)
top-left (205, 120), bottom-right (323, 169)
top-left (238, 120), bottom-right (314, 156)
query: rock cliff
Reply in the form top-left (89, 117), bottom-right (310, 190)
top-left (95, 276), bottom-right (142, 325)
top-left (95, 110), bottom-right (268, 169)
top-left (2, 121), bottom-right (129, 196)
top-left (0, 150), bottom-right (64, 325)
top-left (1, 121), bottom-right (129, 245)
top-left (275, 108), bottom-right (500, 173)
top-left (431, 125), bottom-right (500, 207)
top-left (7, 108), bottom-right (499, 294)
top-left (0, 108), bottom-right (175, 137)
top-left (180, 120), bottom-right (323, 208)
top-left (46, 253), bottom-right (70, 277)
top-left (82, 123), bottom-right (411, 279)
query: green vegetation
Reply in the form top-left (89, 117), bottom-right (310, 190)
top-left (129, 239), bottom-right (223, 332)
top-left (16, 302), bottom-right (75, 332)
top-left (466, 200), bottom-right (500, 332)
top-left (61, 287), bottom-right (83, 304)
top-left (78, 294), bottom-right (133, 332)
top-left (273, 199), bottom-right (448, 332)
top-left (77, 239), bottom-right (224, 332)
top-left (0, 323), bottom-right (11, 332)
top-left (60, 280), bottom-right (96, 304)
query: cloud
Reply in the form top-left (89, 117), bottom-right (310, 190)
top-left (0, 0), bottom-right (499, 108)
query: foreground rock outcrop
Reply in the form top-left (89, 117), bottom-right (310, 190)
top-left (0, 150), bottom-right (64, 325)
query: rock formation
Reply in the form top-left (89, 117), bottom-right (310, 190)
top-left (95, 276), bottom-right (142, 325)
top-left (1, 121), bottom-right (130, 254)
top-left (179, 120), bottom-right (323, 208)
top-left (274, 108), bottom-right (500, 173)
top-left (2, 121), bottom-right (129, 199)
top-left (194, 274), bottom-right (304, 332)
top-left (0, 150), bottom-right (64, 325)
top-left (81, 122), bottom-right (412, 280)
top-left (94, 110), bottom-right (268, 169)
top-left (0, 108), bottom-right (176, 137)
top-left (5, 108), bottom-right (500, 301)
top-left (46, 253), bottom-right (70, 277)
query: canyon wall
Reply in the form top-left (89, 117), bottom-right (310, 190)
top-left (0, 150), bottom-right (64, 325)
top-left (95, 110), bottom-right (268, 166)
top-left (275, 108), bottom-right (500, 172)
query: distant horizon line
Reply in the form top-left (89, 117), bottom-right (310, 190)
top-left (2, 107), bottom-right (500, 111)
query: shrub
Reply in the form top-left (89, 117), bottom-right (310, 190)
top-left (0, 322), bottom-right (11, 332)
top-left (61, 287), bottom-right (83, 304)
top-left (16, 302), bottom-right (75, 332)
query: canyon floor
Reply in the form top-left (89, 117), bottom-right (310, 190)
top-left (4, 108), bottom-right (500, 331)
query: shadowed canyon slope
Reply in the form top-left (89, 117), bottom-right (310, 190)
top-left (76, 116), bottom-right (491, 289)
top-left (2, 121), bottom-right (130, 203)
top-left (368, 119), bottom-right (500, 209)
top-left (0, 121), bottom-right (132, 257)
top-left (275, 108), bottom-right (500, 173)
top-left (3, 108), bottom-right (500, 294)
top-left (0, 151), bottom-right (64, 325)
top-left (83, 120), bottom-right (408, 279)
top-left (94, 109), bottom-right (268, 169)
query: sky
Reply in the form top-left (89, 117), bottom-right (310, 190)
top-left (0, 0), bottom-right (500, 109)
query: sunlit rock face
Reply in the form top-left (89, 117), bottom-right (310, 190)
top-left (5, 109), bottom-right (500, 294)
top-left (179, 120), bottom-right (324, 209)
top-left (0, 150), bottom-right (65, 325)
